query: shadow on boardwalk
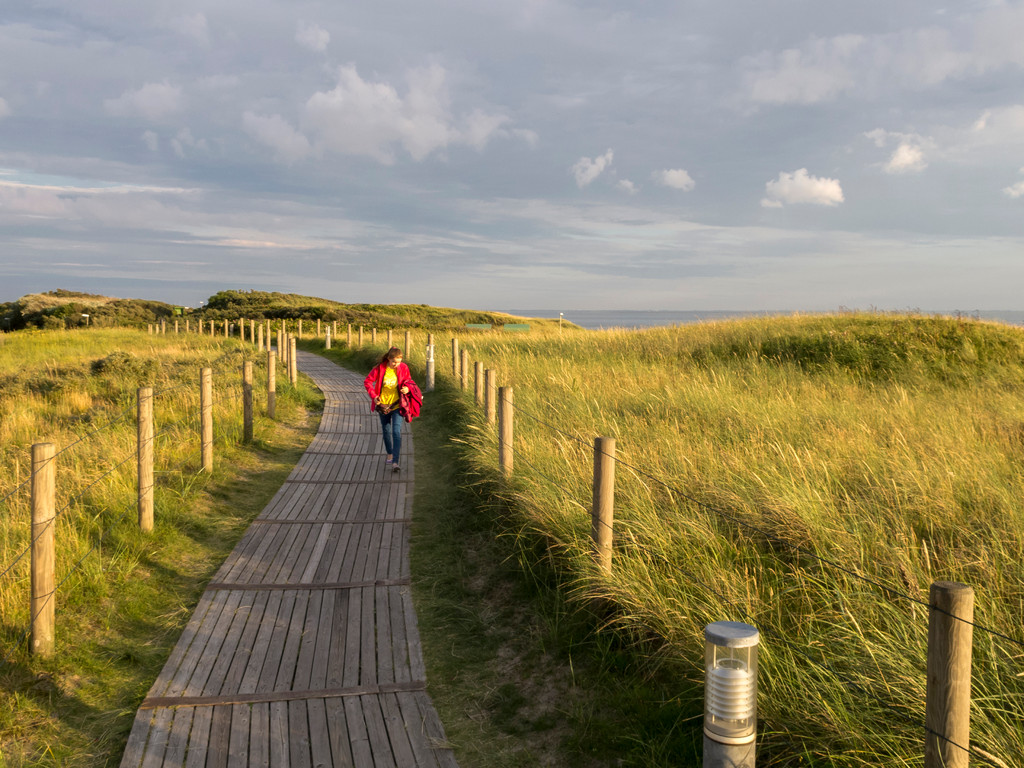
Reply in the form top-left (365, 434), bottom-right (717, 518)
top-left (120, 351), bottom-right (458, 767)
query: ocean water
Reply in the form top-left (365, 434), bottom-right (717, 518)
top-left (504, 309), bottom-right (1024, 331)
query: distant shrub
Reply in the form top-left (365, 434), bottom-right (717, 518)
top-left (91, 351), bottom-right (158, 380)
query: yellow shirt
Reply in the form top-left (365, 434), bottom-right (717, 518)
top-left (379, 367), bottom-right (399, 406)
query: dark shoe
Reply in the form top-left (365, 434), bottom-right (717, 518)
top-left (392, 463), bottom-right (400, 472)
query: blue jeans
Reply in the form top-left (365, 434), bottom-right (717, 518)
top-left (378, 410), bottom-right (404, 464)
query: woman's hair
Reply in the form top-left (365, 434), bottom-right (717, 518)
top-left (380, 346), bottom-right (404, 365)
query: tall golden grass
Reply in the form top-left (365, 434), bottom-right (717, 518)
top-left (442, 313), bottom-right (1024, 767)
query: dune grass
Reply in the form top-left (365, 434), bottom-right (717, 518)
top-left (0, 327), bottom-right (323, 768)
top-left (415, 312), bottom-right (1024, 767)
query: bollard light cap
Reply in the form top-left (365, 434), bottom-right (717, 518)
top-left (705, 621), bottom-right (759, 648)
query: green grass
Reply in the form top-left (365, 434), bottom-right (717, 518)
top-left (402, 312), bottom-right (1024, 767)
top-left (0, 327), bottom-right (323, 768)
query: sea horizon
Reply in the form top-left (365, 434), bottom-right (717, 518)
top-left (501, 308), bottom-right (1024, 330)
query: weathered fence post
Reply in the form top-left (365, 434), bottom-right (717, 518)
top-left (137, 387), bottom-right (154, 532)
top-left (387, 329), bottom-right (393, 348)
top-left (347, 324), bottom-right (353, 347)
top-left (460, 349), bottom-right (469, 390)
top-left (326, 327), bottom-right (332, 350)
top-left (451, 338), bottom-right (459, 379)
top-left (474, 361), bottom-right (483, 406)
top-left (267, 350), bottom-right (277, 420)
top-left (359, 326), bottom-right (364, 347)
top-left (258, 323), bottom-right (264, 352)
top-left (289, 337), bottom-right (298, 385)
top-left (223, 319), bottom-right (228, 338)
top-left (925, 581), bottom-right (974, 768)
top-left (317, 318), bottom-right (321, 337)
top-left (31, 442), bottom-right (56, 657)
top-left (243, 361), bottom-right (253, 443)
top-left (250, 319), bottom-right (256, 344)
top-left (298, 319), bottom-right (303, 339)
top-left (592, 437), bottom-right (616, 575)
top-left (498, 386), bottom-right (513, 477)
top-left (200, 368), bottom-right (213, 472)
top-left (426, 333), bottom-right (435, 392)
top-left (333, 320), bottom-right (337, 337)
top-left (174, 320), bottom-right (179, 334)
top-left (148, 324), bottom-right (153, 335)
top-left (485, 369), bottom-right (496, 424)
top-left (185, 318), bottom-right (190, 333)
top-left (372, 328), bottom-right (378, 344)
top-left (161, 319), bottom-right (166, 334)
top-left (405, 330), bottom-right (412, 360)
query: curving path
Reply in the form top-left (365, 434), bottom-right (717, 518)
top-left (121, 350), bottom-right (457, 768)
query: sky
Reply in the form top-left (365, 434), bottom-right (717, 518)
top-left (1, 1), bottom-right (1023, 311)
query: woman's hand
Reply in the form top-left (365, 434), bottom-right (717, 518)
top-left (400, 386), bottom-right (410, 394)
top-left (373, 396), bottom-right (380, 405)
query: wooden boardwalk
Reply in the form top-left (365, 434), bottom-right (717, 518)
top-left (121, 351), bottom-right (458, 768)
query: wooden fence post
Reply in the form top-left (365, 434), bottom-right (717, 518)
top-left (200, 368), bottom-right (213, 472)
top-left (485, 369), bottom-right (496, 424)
top-left (30, 442), bottom-right (56, 657)
top-left (258, 323), bottom-right (264, 352)
top-left (498, 387), bottom-right (513, 477)
top-left (405, 330), bottom-right (411, 360)
top-left (460, 349), bottom-right (469, 390)
top-left (267, 350), bottom-right (277, 419)
top-left (372, 328), bottom-right (378, 344)
top-left (925, 581), bottom-right (974, 768)
top-left (148, 324), bottom-right (153, 335)
top-left (298, 319), bottom-right (303, 339)
top-left (186, 318), bottom-right (190, 333)
top-left (426, 333), bottom-right (435, 392)
top-left (137, 387), bottom-right (154, 532)
top-left (317, 319), bottom-right (321, 337)
top-left (223, 319), bottom-right (228, 338)
top-left (474, 361), bottom-right (483, 406)
top-left (359, 326), bottom-right (364, 347)
top-left (242, 361), bottom-right (253, 443)
top-left (347, 324), bottom-right (352, 347)
top-left (592, 437), bottom-right (616, 575)
top-left (387, 329), bottom-right (393, 348)
top-left (250, 319), bottom-right (256, 344)
top-left (451, 338), bottom-right (459, 379)
top-left (174, 320), bottom-right (179, 334)
top-left (326, 327), bottom-right (332, 350)
top-left (333, 320), bottom-right (337, 337)
top-left (289, 337), bottom-right (298, 385)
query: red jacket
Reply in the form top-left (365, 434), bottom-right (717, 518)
top-left (363, 362), bottom-right (423, 420)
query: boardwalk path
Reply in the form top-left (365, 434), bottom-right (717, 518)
top-left (121, 351), bottom-right (457, 768)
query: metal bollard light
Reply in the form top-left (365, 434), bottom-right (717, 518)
top-left (704, 621), bottom-right (759, 768)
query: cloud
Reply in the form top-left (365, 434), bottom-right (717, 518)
top-left (142, 131), bottom-right (159, 152)
top-left (744, 35), bottom-right (864, 105)
top-left (303, 64), bottom-right (507, 163)
top-left (171, 128), bottom-right (207, 158)
top-left (168, 13), bottom-right (209, 45)
top-left (0, 97), bottom-right (9, 119)
top-left (296, 21), bottom-right (330, 52)
top-left (572, 149), bottom-right (613, 188)
top-left (242, 112), bottom-right (311, 163)
top-left (762, 168), bottom-right (844, 208)
top-left (617, 179), bottom-right (638, 194)
top-left (1004, 169), bottom-right (1024, 199)
top-left (886, 143), bottom-right (928, 174)
top-left (654, 168), bottom-right (695, 191)
top-left (105, 82), bottom-right (184, 121)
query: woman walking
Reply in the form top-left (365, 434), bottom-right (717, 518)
top-left (364, 347), bottom-right (422, 472)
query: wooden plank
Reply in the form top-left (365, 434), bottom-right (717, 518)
top-left (182, 591), bottom-right (245, 697)
top-left (288, 700), bottom-right (313, 768)
top-left (255, 589), bottom-right (297, 693)
top-left (202, 591), bottom-right (257, 696)
top-left (183, 707), bottom-right (214, 768)
top-left (324, 698), bottom-right (355, 767)
top-left (361, 694), bottom-right (396, 768)
top-left (160, 706), bottom-right (194, 768)
top-left (360, 586), bottom-right (377, 687)
top-left (218, 590), bottom-right (270, 696)
top-left (326, 589), bottom-right (350, 689)
top-left (342, 586), bottom-right (363, 689)
top-left (226, 703), bottom-right (250, 768)
top-left (402, 586), bottom-right (427, 682)
top-left (119, 708), bottom-right (153, 768)
top-left (248, 704), bottom-right (270, 768)
top-left (268, 701), bottom-right (289, 768)
top-left (140, 707), bottom-right (173, 768)
top-left (205, 705), bottom-right (231, 768)
top-left (307, 698), bottom-right (334, 768)
top-left (292, 590), bottom-right (323, 692)
top-left (237, 589), bottom-right (284, 694)
top-left (389, 585), bottom-right (411, 685)
top-left (376, 586), bottom-right (394, 685)
top-left (343, 696), bottom-right (374, 768)
top-left (381, 692), bottom-right (418, 768)
top-left (396, 691), bottom-right (441, 768)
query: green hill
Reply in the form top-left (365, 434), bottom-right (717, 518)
top-left (0, 290), bottom-right (176, 331)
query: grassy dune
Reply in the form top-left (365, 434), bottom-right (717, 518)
top-left (430, 312), bottom-right (1024, 767)
top-left (0, 328), bottom-right (323, 767)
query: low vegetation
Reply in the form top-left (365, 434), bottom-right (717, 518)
top-left (407, 312), bottom-right (1024, 767)
top-left (0, 327), bottom-right (323, 767)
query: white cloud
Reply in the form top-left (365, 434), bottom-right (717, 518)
top-left (617, 179), bottom-right (638, 194)
top-left (303, 64), bottom-right (507, 163)
top-left (242, 112), bottom-right (311, 163)
top-left (1004, 169), bottom-right (1024, 199)
top-left (142, 130), bottom-right (159, 152)
top-left (654, 168), bottom-right (695, 191)
top-left (105, 82), bottom-right (184, 121)
top-left (762, 168), bottom-right (844, 208)
top-left (168, 13), bottom-right (209, 45)
top-left (744, 35), bottom-right (865, 104)
top-left (0, 97), bottom-right (10, 119)
top-left (296, 22), bottom-right (330, 53)
top-left (886, 143), bottom-right (928, 174)
top-left (572, 149), bottom-right (614, 188)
